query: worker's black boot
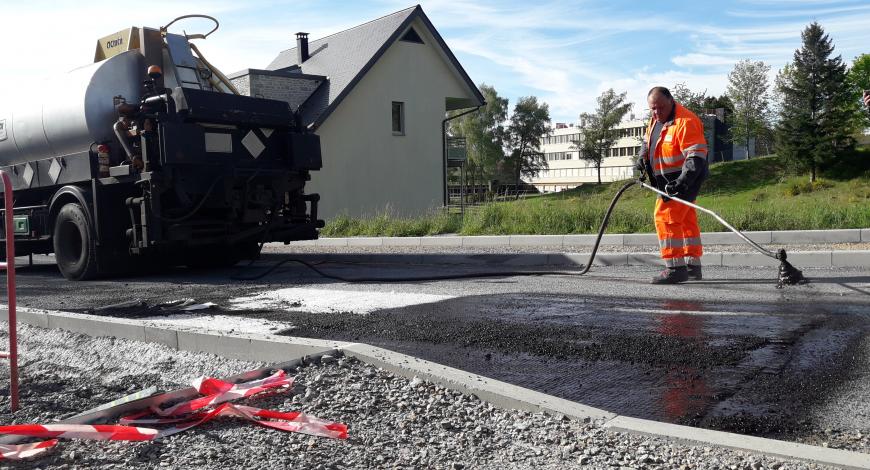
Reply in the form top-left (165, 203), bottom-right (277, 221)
top-left (651, 266), bottom-right (689, 284)
top-left (688, 264), bottom-right (702, 281)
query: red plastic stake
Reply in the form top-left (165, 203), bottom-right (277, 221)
top-left (1, 171), bottom-right (18, 411)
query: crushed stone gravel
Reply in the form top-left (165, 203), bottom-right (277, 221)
top-left (0, 324), bottom-right (847, 469)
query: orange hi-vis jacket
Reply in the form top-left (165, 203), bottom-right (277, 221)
top-left (639, 102), bottom-right (709, 268)
top-left (639, 103), bottom-right (708, 201)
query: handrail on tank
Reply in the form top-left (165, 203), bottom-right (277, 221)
top-left (0, 170), bottom-right (19, 411)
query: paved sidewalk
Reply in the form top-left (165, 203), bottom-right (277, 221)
top-left (277, 229), bottom-right (870, 269)
top-left (289, 228), bottom-right (870, 248)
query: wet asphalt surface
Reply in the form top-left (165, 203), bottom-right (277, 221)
top-left (8, 252), bottom-right (870, 451)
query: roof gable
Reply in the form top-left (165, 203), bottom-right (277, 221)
top-left (266, 5), bottom-right (484, 129)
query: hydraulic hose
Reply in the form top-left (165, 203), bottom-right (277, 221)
top-left (232, 180), bottom-right (640, 282)
top-left (158, 175), bottom-right (223, 224)
top-left (637, 181), bottom-right (777, 259)
top-left (636, 180), bottom-right (807, 287)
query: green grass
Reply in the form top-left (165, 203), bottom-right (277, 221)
top-left (321, 150), bottom-right (870, 236)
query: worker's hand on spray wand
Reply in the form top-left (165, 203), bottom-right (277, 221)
top-left (665, 180), bottom-right (688, 198)
top-left (634, 158), bottom-right (647, 182)
top-left (863, 90), bottom-right (870, 109)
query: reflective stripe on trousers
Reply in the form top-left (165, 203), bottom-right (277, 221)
top-left (654, 197), bottom-right (703, 267)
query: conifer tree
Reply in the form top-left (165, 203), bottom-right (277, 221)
top-left (775, 22), bottom-right (856, 182)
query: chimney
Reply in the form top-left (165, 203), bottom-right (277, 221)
top-left (296, 32), bottom-right (310, 64)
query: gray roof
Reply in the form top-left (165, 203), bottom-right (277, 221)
top-left (266, 5), bottom-right (484, 128)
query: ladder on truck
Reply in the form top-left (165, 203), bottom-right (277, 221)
top-left (0, 171), bottom-right (18, 411)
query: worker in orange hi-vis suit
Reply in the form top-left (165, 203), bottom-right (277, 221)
top-left (634, 87), bottom-right (710, 284)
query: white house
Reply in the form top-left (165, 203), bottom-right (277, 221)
top-left (230, 5), bottom-right (484, 219)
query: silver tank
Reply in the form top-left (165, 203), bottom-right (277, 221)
top-left (0, 50), bottom-right (144, 166)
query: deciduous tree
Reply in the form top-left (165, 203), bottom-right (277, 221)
top-left (847, 54), bottom-right (870, 127)
top-left (576, 89), bottom-right (632, 185)
top-left (449, 84), bottom-right (508, 197)
top-left (727, 59), bottom-right (772, 159)
top-left (671, 82), bottom-right (707, 116)
top-left (504, 96), bottom-right (550, 195)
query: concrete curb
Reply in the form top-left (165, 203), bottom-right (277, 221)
top-left (288, 228), bottom-right (869, 249)
top-left (269, 250), bottom-right (870, 269)
top-left (604, 416), bottom-right (870, 469)
top-left (3, 308), bottom-right (868, 468)
top-left (341, 343), bottom-right (615, 422)
top-left (4, 307), bottom-right (349, 362)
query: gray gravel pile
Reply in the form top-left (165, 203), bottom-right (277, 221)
top-left (0, 325), bottom-right (843, 469)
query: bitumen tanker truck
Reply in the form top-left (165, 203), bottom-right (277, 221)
top-left (0, 16), bottom-right (323, 280)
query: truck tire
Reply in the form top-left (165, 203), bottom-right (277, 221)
top-left (53, 203), bottom-right (99, 280)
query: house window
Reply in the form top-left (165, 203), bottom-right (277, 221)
top-left (392, 101), bottom-right (405, 135)
top-left (400, 27), bottom-right (425, 44)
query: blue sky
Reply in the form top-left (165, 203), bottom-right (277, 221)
top-left (3, 0), bottom-right (869, 122)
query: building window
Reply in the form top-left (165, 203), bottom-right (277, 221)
top-left (400, 27), bottom-right (425, 44)
top-left (392, 101), bottom-right (404, 135)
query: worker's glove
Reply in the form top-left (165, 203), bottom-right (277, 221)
top-left (634, 158), bottom-right (646, 173)
top-left (665, 180), bottom-right (688, 198)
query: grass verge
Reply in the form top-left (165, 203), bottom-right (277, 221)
top-left (321, 151), bottom-right (870, 237)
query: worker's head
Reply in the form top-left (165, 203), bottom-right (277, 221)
top-left (647, 87), bottom-right (675, 123)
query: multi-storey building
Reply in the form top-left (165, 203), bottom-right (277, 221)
top-left (530, 118), bottom-right (646, 193)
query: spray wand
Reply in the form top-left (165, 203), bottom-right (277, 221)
top-left (636, 180), bottom-right (807, 288)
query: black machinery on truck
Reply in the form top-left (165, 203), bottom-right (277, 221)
top-left (0, 17), bottom-right (323, 280)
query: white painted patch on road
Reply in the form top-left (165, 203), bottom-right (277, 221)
top-left (227, 287), bottom-right (455, 315)
top-left (141, 314), bottom-right (290, 335)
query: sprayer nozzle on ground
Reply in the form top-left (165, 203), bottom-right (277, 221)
top-left (776, 249), bottom-right (808, 288)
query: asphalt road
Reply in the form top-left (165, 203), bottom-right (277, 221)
top-left (9, 253), bottom-right (870, 451)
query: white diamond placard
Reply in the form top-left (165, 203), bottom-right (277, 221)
top-left (22, 163), bottom-right (34, 187)
top-left (242, 130), bottom-right (266, 159)
top-left (48, 158), bottom-right (62, 184)
top-left (260, 128), bottom-right (274, 138)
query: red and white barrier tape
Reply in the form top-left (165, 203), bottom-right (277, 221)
top-left (0, 440), bottom-right (58, 460)
top-left (152, 369), bottom-right (293, 417)
top-left (0, 369), bottom-right (347, 461)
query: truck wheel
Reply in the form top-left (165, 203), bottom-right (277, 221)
top-left (53, 203), bottom-right (99, 280)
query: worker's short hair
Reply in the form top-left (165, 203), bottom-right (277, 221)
top-left (647, 87), bottom-right (673, 100)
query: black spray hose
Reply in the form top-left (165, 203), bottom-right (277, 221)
top-left (232, 180), bottom-right (639, 282)
top-left (636, 180), bottom-right (806, 287)
top-left (637, 181), bottom-right (776, 258)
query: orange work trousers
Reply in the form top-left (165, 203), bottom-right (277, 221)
top-left (654, 197), bottom-right (703, 268)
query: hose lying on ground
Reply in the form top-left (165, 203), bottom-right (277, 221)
top-left (234, 178), bottom-right (807, 288)
top-left (231, 181), bottom-right (639, 282)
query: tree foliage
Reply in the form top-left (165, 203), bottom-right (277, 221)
top-left (702, 95), bottom-right (734, 117)
top-left (847, 54), bottom-right (870, 127)
top-left (775, 22), bottom-right (857, 182)
top-left (727, 59), bottom-right (771, 159)
top-left (576, 89), bottom-right (632, 185)
top-left (504, 96), bottom-right (550, 193)
top-left (671, 82), bottom-right (707, 115)
top-left (449, 84), bottom-right (508, 188)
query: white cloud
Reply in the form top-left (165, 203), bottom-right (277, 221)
top-left (3, 0), bottom-right (868, 125)
top-left (672, 54), bottom-right (741, 67)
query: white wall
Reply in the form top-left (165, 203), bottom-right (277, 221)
top-left (312, 19), bottom-right (474, 220)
